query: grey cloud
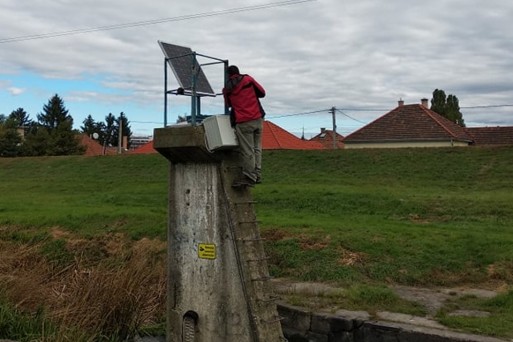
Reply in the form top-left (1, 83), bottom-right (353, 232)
top-left (2, 0), bottom-right (513, 132)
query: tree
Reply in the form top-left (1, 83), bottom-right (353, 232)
top-left (81, 115), bottom-right (98, 136)
top-left (24, 94), bottom-right (84, 156)
top-left (0, 117), bottom-right (23, 157)
top-left (9, 108), bottom-right (32, 127)
top-left (103, 113), bottom-right (117, 148)
top-left (21, 126), bottom-right (51, 156)
top-left (37, 94), bottom-right (72, 130)
top-left (81, 115), bottom-right (106, 142)
top-left (430, 89), bottom-right (465, 126)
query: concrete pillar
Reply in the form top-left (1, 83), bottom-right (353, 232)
top-left (154, 124), bottom-right (284, 342)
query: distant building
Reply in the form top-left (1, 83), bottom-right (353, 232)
top-left (130, 140), bottom-right (157, 154)
top-left (344, 99), bottom-right (473, 149)
top-left (130, 135), bottom-right (153, 150)
top-left (309, 128), bottom-right (344, 149)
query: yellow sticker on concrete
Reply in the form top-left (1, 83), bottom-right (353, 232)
top-left (198, 243), bottom-right (216, 260)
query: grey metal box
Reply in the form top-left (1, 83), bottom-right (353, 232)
top-left (203, 115), bottom-right (238, 150)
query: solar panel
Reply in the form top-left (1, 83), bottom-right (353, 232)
top-left (158, 41), bottom-right (215, 96)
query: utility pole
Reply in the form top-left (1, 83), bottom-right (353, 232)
top-left (330, 106), bottom-right (337, 149)
top-left (118, 115), bottom-right (123, 154)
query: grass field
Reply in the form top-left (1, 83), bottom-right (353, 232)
top-left (1, 146), bottom-right (513, 339)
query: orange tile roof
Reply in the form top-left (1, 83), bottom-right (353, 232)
top-left (79, 134), bottom-right (116, 156)
top-left (262, 120), bottom-right (325, 150)
top-left (130, 140), bottom-right (157, 154)
top-left (344, 104), bottom-right (473, 144)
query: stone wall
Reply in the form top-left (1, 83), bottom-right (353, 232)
top-left (277, 303), bottom-right (507, 342)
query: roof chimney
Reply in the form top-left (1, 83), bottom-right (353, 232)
top-left (320, 128), bottom-right (326, 133)
top-left (421, 98), bottom-right (429, 108)
top-left (398, 98), bottom-right (404, 107)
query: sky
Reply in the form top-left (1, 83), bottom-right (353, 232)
top-left (1, 0), bottom-right (513, 138)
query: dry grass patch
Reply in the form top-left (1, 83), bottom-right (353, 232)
top-left (0, 232), bottom-right (167, 340)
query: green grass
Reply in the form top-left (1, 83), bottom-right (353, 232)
top-left (0, 296), bottom-right (90, 342)
top-left (255, 148), bottom-right (513, 287)
top-left (1, 147), bottom-right (513, 337)
top-left (0, 154), bottom-right (169, 239)
top-left (437, 291), bottom-right (513, 337)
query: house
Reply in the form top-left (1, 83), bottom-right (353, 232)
top-left (309, 128), bottom-right (344, 149)
top-left (466, 126), bottom-right (513, 146)
top-left (343, 99), bottom-right (474, 149)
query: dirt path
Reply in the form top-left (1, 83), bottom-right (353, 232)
top-left (271, 279), bottom-right (499, 330)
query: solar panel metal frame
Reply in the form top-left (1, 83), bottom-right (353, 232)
top-left (158, 41), bottom-right (215, 96)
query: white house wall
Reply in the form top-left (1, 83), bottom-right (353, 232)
top-left (344, 141), bottom-right (470, 149)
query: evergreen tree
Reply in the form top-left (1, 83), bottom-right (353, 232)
top-left (37, 94), bottom-right (71, 130)
top-left (430, 89), bottom-right (465, 127)
top-left (81, 115), bottom-right (106, 143)
top-left (24, 94), bottom-right (84, 156)
top-left (0, 117), bottom-right (23, 157)
top-left (103, 113), bottom-right (117, 147)
top-left (21, 126), bottom-right (51, 156)
top-left (9, 108), bottom-right (32, 127)
top-left (81, 115), bottom-right (98, 136)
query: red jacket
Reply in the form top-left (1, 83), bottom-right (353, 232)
top-left (223, 74), bottom-right (266, 124)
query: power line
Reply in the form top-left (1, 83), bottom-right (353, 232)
top-left (335, 108), bottom-right (367, 124)
top-left (267, 107), bottom-right (369, 125)
top-left (461, 104), bottom-right (513, 109)
top-left (267, 108), bottom-right (331, 119)
top-left (130, 121), bottom-right (163, 124)
top-left (0, 0), bottom-right (316, 44)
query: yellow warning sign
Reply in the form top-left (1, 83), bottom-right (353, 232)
top-left (198, 243), bottom-right (216, 260)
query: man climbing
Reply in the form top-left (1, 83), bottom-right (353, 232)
top-left (223, 65), bottom-right (266, 188)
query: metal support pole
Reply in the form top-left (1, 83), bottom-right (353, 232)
top-left (190, 53), bottom-right (198, 125)
top-left (164, 58), bottom-right (168, 127)
top-left (331, 106), bottom-right (337, 149)
top-left (224, 60), bottom-right (229, 115)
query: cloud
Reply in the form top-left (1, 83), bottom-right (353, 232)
top-left (7, 87), bottom-right (25, 96)
top-left (1, 0), bottom-right (513, 133)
